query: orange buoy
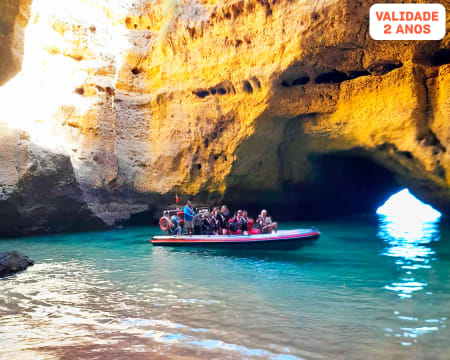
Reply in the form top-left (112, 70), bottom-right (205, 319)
top-left (159, 216), bottom-right (171, 231)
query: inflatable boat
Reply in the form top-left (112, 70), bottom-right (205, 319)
top-left (151, 228), bottom-right (320, 250)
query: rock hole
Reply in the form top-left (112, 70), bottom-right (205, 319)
top-left (348, 70), bottom-right (371, 79)
top-left (133, 24), bottom-right (137, 29)
top-left (210, 88), bottom-right (217, 95)
top-left (225, 12), bottom-right (231, 19)
top-left (243, 80), bottom-right (253, 93)
top-left (193, 90), bottom-right (210, 98)
top-left (251, 77), bottom-right (261, 89)
top-left (236, 39), bottom-right (243, 47)
top-left (430, 49), bottom-right (450, 66)
top-left (131, 67), bottom-right (143, 75)
top-left (196, 163), bottom-right (202, 170)
top-left (368, 62), bottom-right (403, 75)
top-left (291, 75), bottom-right (310, 85)
top-left (217, 88), bottom-right (227, 95)
top-left (315, 70), bottom-right (351, 84)
top-left (281, 75), bottom-right (310, 87)
top-left (398, 151), bottom-right (413, 159)
top-left (74, 87), bottom-right (84, 95)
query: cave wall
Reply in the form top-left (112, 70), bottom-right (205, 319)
top-left (0, 0), bottom-right (449, 235)
top-left (0, 0), bottom-right (32, 85)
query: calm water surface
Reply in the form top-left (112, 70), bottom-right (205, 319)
top-left (0, 216), bottom-right (449, 359)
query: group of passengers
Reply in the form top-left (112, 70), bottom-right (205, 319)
top-left (175, 200), bottom-right (277, 236)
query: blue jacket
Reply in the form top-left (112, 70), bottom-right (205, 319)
top-left (183, 205), bottom-right (196, 221)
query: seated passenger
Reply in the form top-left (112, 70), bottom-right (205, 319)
top-left (218, 205), bottom-right (230, 235)
top-left (257, 209), bottom-right (278, 234)
top-left (242, 210), bottom-right (249, 223)
top-left (169, 214), bottom-right (181, 236)
top-left (232, 209), bottom-right (248, 235)
top-left (230, 211), bottom-right (239, 232)
top-left (201, 213), bottom-right (212, 235)
top-left (210, 207), bottom-right (219, 235)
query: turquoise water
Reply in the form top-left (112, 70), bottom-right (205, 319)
top-left (0, 216), bottom-right (449, 359)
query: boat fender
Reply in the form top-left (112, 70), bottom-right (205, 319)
top-left (159, 216), bottom-right (172, 231)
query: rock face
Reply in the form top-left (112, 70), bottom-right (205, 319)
top-left (0, 0), bottom-right (32, 86)
top-left (0, 0), bottom-right (449, 235)
top-left (0, 251), bottom-right (34, 277)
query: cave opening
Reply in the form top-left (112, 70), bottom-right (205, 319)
top-left (223, 151), bottom-right (403, 220)
top-left (283, 152), bottom-right (403, 219)
top-left (377, 188), bottom-right (441, 221)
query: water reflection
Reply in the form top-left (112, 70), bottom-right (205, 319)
top-left (377, 189), bottom-right (441, 298)
top-left (377, 190), bottom-right (445, 346)
top-left (379, 217), bottom-right (439, 294)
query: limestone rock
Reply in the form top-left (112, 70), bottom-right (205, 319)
top-left (0, 0), bottom-right (32, 85)
top-left (0, 0), bottom-right (449, 235)
top-left (0, 251), bottom-right (33, 277)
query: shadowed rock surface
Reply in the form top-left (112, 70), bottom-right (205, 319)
top-left (0, 0), bottom-right (449, 236)
top-left (0, 251), bottom-right (34, 277)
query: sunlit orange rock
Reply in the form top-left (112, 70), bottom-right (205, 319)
top-left (0, 0), bottom-right (448, 235)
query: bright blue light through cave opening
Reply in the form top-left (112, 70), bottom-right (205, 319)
top-left (377, 188), bottom-right (441, 222)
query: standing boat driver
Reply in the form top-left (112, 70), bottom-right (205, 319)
top-left (183, 200), bottom-right (196, 235)
top-left (257, 209), bottom-right (278, 234)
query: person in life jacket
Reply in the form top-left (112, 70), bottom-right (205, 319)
top-left (183, 200), bottom-right (197, 235)
top-left (231, 209), bottom-right (249, 235)
top-left (210, 207), bottom-right (220, 235)
top-left (218, 205), bottom-right (230, 235)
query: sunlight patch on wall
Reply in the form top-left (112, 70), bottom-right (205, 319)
top-left (0, 0), bottom-right (135, 153)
